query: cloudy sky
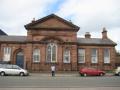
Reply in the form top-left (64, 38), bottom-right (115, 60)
top-left (0, 0), bottom-right (120, 51)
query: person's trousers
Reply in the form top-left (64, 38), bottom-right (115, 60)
top-left (52, 71), bottom-right (55, 76)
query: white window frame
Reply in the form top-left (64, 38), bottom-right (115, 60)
top-left (46, 43), bottom-right (57, 63)
top-left (63, 49), bottom-right (70, 63)
top-left (78, 49), bottom-right (85, 63)
top-left (3, 47), bottom-right (11, 62)
top-left (33, 49), bottom-right (40, 63)
top-left (104, 48), bottom-right (110, 63)
top-left (91, 48), bottom-right (98, 63)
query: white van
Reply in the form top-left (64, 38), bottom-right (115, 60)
top-left (0, 64), bottom-right (29, 76)
top-left (114, 66), bottom-right (120, 76)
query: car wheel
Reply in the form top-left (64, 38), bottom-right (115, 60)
top-left (0, 72), bottom-right (5, 76)
top-left (118, 72), bottom-right (120, 76)
top-left (100, 73), bottom-right (104, 76)
top-left (83, 73), bottom-right (87, 77)
top-left (80, 74), bottom-right (83, 76)
top-left (19, 72), bottom-right (24, 76)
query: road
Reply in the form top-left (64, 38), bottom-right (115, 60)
top-left (0, 74), bottom-right (120, 90)
top-left (0, 75), bottom-right (120, 88)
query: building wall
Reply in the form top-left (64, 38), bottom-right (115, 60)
top-left (116, 54), bottom-right (120, 67)
top-left (77, 45), bottom-right (116, 70)
top-left (0, 42), bottom-right (116, 71)
top-left (27, 30), bottom-right (77, 42)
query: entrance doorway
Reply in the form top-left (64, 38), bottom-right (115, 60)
top-left (16, 51), bottom-right (24, 68)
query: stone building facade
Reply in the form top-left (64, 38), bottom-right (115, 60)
top-left (0, 14), bottom-right (117, 71)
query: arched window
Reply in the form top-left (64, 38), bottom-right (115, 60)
top-left (46, 43), bottom-right (57, 63)
top-left (33, 49), bottom-right (40, 63)
top-left (63, 49), bottom-right (70, 63)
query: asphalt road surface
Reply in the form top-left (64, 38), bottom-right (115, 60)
top-left (0, 75), bottom-right (120, 88)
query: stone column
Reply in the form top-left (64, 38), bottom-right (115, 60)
top-left (71, 45), bottom-right (77, 71)
top-left (110, 47), bottom-right (116, 69)
top-left (98, 48), bottom-right (103, 69)
top-left (25, 44), bottom-right (33, 71)
top-left (40, 44), bottom-right (46, 71)
top-left (57, 44), bottom-right (63, 71)
top-left (85, 47), bottom-right (91, 67)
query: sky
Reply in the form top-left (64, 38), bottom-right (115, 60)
top-left (0, 0), bottom-right (120, 51)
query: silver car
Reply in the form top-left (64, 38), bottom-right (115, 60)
top-left (114, 66), bottom-right (120, 76)
top-left (0, 64), bottom-right (29, 76)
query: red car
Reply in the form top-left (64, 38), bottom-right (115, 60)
top-left (79, 67), bottom-right (105, 76)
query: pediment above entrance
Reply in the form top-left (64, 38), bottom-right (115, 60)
top-left (25, 14), bottom-right (79, 31)
top-left (41, 36), bottom-right (64, 43)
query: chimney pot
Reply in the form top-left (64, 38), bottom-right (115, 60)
top-left (32, 18), bottom-right (35, 23)
top-left (85, 32), bottom-right (91, 38)
top-left (102, 27), bottom-right (108, 39)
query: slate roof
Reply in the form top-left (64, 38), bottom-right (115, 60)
top-left (0, 35), bottom-right (117, 46)
top-left (0, 36), bottom-right (26, 42)
top-left (77, 38), bottom-right (117, 46)
top-left (0, 29), bottom-right (7, 35)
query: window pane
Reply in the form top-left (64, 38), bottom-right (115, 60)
top-left (63, 49), bottom-right (70, 63)
top-left (33, 49), bottom-right (40, 62)
top-left (8, 48), bottom-right (11, 54)
top-left (91, 49), bottom-right (98, 63)
top-left (104, 48), bottom-right (110, 63)
top-left (52, 45), bottom-right (56, 62)
top-left (3, 47), bottom-right (11, 61)
top-left (46, 45), bottom-right (51, 62)
top-left (46, 43), bottom-right (57, 63)
top-left (78, 49), bottom-right (85, 63)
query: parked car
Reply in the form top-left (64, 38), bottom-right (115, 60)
top-left (114, 66), bottom-right (120, 76)
top-left (79, 67), bottom-right (105, 76)
top-left (0, 64), bottom-right (29, 76)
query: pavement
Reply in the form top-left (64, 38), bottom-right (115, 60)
top-left (30, 72), bottom-right (114, 77)
top-left (1, 87), bottom-right (120, 90)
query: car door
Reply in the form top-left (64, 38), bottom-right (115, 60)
top-left (89, 68), bottom-right (97, 75)
top-left (92, 68), bottom-right (98, 75)
top-left (5, 65), bottom-right (20, 75)
top-left (11, 65), bottom-right (21, 75)
top-left (86, 68), bottom-right (93, 75)
top-left (5, 65), bottom-right (14, 75)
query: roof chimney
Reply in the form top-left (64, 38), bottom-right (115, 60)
top-left (85, 32), bottom-right (91, 38)
top-left (32, 18), bottom-right (35, 23)
top-left (102, 27), bottom-right (107, 39)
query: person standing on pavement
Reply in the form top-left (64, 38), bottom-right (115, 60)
top-left (51, 65), bottom-right (55, 76)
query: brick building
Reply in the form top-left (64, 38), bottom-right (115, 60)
top-left (0, 14), bottom-right (117, 71)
